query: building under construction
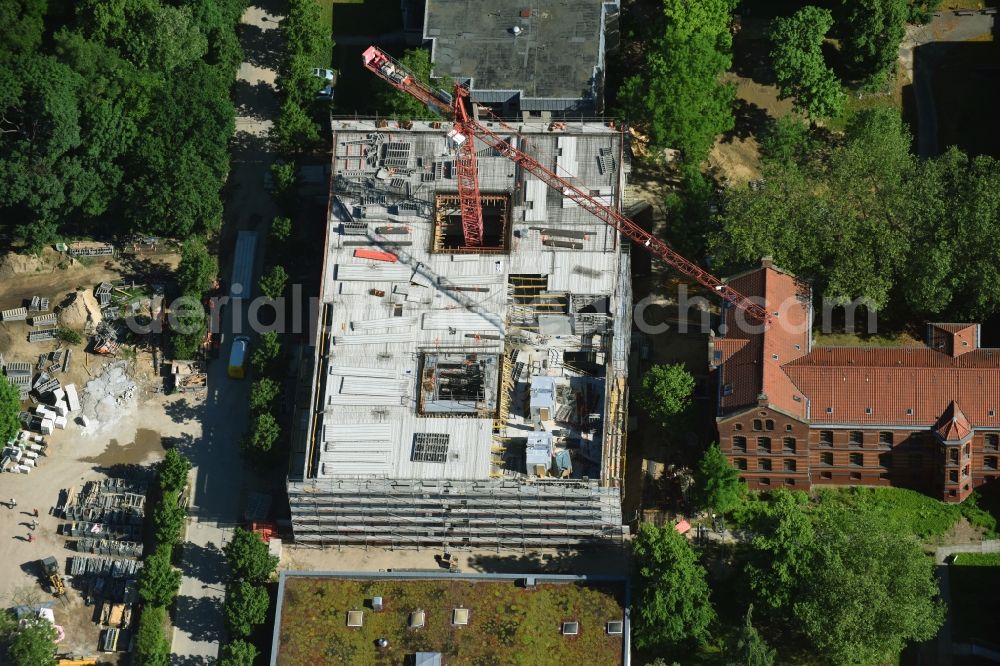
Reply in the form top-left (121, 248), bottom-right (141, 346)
top-left (286, 118), bottom-right (631, 549)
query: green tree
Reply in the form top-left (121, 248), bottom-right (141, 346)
top-left (153, 490), bottom-right (186, 545)
top-left (769, 7), bottom-right (844, 119)
top-left (618, 0), bottom-right (737, 164)
top-left (243, 411), bottom-right (280, 457)
top-left (744, 489), bottom-right (816, 611)
top-left (249, 377), bottom-right (280, 413)
top-left (0, 376), bottom-right (23, 444)
top-left (177, 238), bottom-right (218, 296)
top-left (158, 448), bottom-right (192, 494)
top-left (220, 639), bottom-right (259, 666)
top-left (271, 215), bottom-right (292, 244)
top-left (134, 605), bottom-right (170, 666)
top-left (251, 331), bottom-right (282, 375)
top-left (727, 605), bottom-right (775, 666)
top-left (838, 0), bottom-right (907, 82)
top-left (7, 619), bottom-right (57, 666)
top-left (692, 443), bottom-right (745, 514)
top-left (224, 527), bottom-right (279, 583)
top-left (225, 580), bottom-right (270, 637)
top-left (55, 327), bottom-right (83, 345)
top-left (637, 364), bottom-right (695, 428)
top-left (375, 48), bottom-right (442, 120)
top-left (272, 98), bottom-right (321, 154)
top-left (632, 522), bottom-right (715, 651)
top-left (0, 0), bottom-right (48, 57)
top-left (259, 264), bottom-right (288, 299)
top-left (138, 545), bottom-right (182, 607)
top-left (795, 508), bottom-right (944, 663)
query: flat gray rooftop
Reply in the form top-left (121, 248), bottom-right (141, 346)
top-left (297, 119), bottom-right (629, 484)
top-left (424, 0), bottom-right (614, 109)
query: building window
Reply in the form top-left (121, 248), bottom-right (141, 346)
top-left (820, 471), bottom-right (832, 480)
top-left (849, 431), bottom-right (863, 446)
top-left (733, 436), bottom-right (747, 453)
top-left (986, 434), bottom-right (999, 451)
top-left (865, 407), bottom-right (873, 415)
top-left (735, 458), bottom-right (748, 471)
top-left (783, 437), bottom-right (796, 453)
top-left (819, 430), bottom-right (833, 447)
top-left (963, 465), bottom-right (970, 479)
top-left (964, 442), bottom-right (971, 456)
top-left (879, 432), bottom-right (893, 447)
top-left (784, 459), bottom-right (796, 472)
top-left (765, 419), bottom-right (774, 431)
top-left (850, 472), bottom-right (861, 480)
top-left (949, 470), bottom-right (958, 483)
top-left (785, 424), bottom-right (793, 432)
top-left (759, 459), bottom-right (773, 472)
top-left (949, 489), bottom-right (957, 498)
top-left (734, 423), bottom-right (743, 431)
top-left (906, 408), bottom-right (914, 416)
top-left (879, 472), bottom-right (889, 481)
top-left (949, 449), bottom-right (960, 465)
top-left (984, 456), bottom-right (998, 470)
top-left (849, 452), bottom-right (864, 467)
top-left (759, 478), bottom-right (770, 486)
top-left (785, 478), bottom-right (796, 486)
top-left (753, 419), bottom-right (762, 431)
top-left (820, 452), bottom-right (833, 466)
top-left (758, 437), bottom-right (772, 453)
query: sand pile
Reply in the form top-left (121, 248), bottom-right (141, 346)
top-left (0, 251), bottom-right (50, 279)
top-left (56, 291), bottom-right (102, 331)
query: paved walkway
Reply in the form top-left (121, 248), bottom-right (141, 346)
top-left (169, 2), bottom-right (282, 663)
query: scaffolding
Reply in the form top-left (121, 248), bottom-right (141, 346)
top-left (287, 477), bottom-right (625, 550)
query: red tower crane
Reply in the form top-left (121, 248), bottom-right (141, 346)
top-left (361, 46), bottom-right (771, 326)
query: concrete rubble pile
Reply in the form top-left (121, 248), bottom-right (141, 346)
top-left (80, 361), bottom-right (137, 428)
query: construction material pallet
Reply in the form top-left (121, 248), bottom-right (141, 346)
top-left (70, 245), bottom-right (114, 257)
top-left (68, 556), bottom-right (142, 578)
top-left (2, 307), bottom-right (27, 322)
top-left (4, 361), bottom-right (31, 376)
top-left (30, 313), bottom-right (57, 327)
top-left (76, 538), bottom-right (142, 558)
top-left (28, 296), bottom-right (50, 312)
top-left (28, 328), bottom-right (58, 343)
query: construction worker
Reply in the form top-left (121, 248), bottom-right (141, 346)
top-left (32, 508), bottom-right (38, 518)
top-left (8, 498), bottom-right (15, 509)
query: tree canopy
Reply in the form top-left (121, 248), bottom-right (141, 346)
top-left (224, 580), bottom-right (270, 637)
top-left (692, 443), bottom-right (745, 514)
top-left (158, 448), bottom-right (192, 495)
top-left (727, 605), bottom-right (775, 666)
top-left (619, 0), bottom-right (736, 165)
top-left (375, 48), bottom-right (443, 120)
top-left (176, 239), bottom-right (218, 297)
top-left (637, 363), bottom-right (696, 428)
top-left (224, 527), bottom-right (279, 583)
top-left (710, 108), bottom-right (1000, 321)
top-left (220, 639), bottom-right (259, 666)
top-left (632, 522), bottom-right (716, 651)
top-left (769, 7), bottom-right (844, 119)
top-left (837, 0), bottom-right (907, 83)
top-left (7, 619), bottom-right (57, 666)
top-left (138, 544), bottom-right (182, 608)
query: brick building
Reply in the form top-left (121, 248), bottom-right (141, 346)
top-left (712, 260), bottom-right (1000, 503)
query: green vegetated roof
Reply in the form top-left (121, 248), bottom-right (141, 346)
top-left (275, 576), bottom-right (625, 665)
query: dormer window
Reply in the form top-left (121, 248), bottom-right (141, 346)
top-left (865, 407), bottom-right (873, 415)
top-left (906, 408), bottom-right (913, 416)
top-left (826, 407), bottom-right (833, 414)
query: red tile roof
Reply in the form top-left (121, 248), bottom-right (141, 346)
top-left (716, 263), bottom-right (811, 418)
top-left (935, 401), bottom-right (973, 442)
top-left (716, 266), bottom-right (1000, 429)
top-left (784, 348), bottom-right (1000, 426)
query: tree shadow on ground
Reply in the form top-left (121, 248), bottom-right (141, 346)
top-left (171, 594), bottom-right (224, 643)
top-left (721, 98), bottom-right (772, 143)
top-left (234, 79), bottom-right (278, 122)
top-left (230, 130), bottom-right (273, 166)
top-left (179, 541), bottom-right (228, 586)
top-left (731, 24), bottom-right (778, 86)
top-left (169, 655), bottom-right (214, 666)
top-left (164, 398), bottom-right (202, 425)
top-left (239, 21), bottom-right (284, 72)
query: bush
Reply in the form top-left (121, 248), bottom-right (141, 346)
top-left (271, 215), bottom-right (292, 244)
top-left (55, 327), bottom-right (82, 345)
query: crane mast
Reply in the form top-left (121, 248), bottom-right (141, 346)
top-left (360, 46), bottom-right (771, 326)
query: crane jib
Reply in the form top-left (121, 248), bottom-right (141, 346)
top-left (359, 45), bottom-right (772, 327)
